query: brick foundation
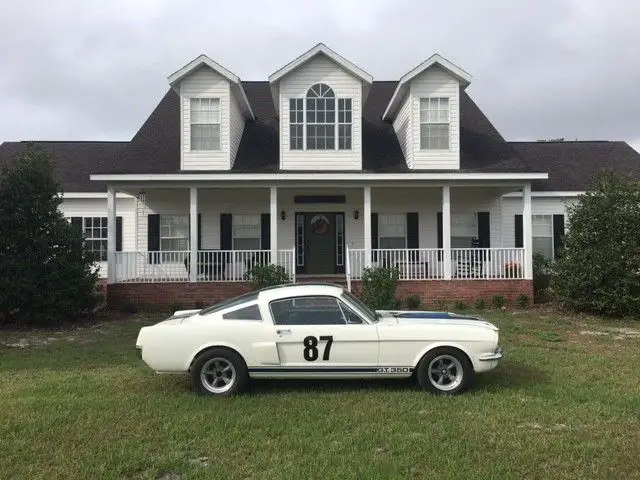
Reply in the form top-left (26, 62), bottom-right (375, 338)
top-left (107, 279), bottom-right (532, 310)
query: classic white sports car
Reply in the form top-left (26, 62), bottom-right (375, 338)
top-left (135, 283), bottom-right (503, 396)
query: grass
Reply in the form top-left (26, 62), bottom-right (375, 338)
top-left (1, 309), bottom-right (640, 479)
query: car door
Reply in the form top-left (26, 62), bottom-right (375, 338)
top-left (268, 295), bottom-right (379, 375)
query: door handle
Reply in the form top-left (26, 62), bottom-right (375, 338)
top-left (276, 329), bottom-right (292, 335)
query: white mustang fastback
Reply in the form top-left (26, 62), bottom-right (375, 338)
top-left (136, 283), bottom-right (503, 396)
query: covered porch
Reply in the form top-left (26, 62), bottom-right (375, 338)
top-left (101, 178), bottom-right (535, 286)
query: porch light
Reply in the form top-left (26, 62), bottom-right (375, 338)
top-left (137, 190), bottom-right (146, 203)
top-left (354, 209), bottom-right (360, 220)
top-left (280, 210), bottom-right (286, 221)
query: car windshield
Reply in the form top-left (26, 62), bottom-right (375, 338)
top-left (341, 290), bottom-right (379, 323)
top-left (199, 291), bottom-right (259, 316)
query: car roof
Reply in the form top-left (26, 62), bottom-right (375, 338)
top-left (257, 283), bottom-right (345, 302)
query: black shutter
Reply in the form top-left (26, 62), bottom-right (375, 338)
top-left (477, 212), bottom-right (490, 261)
top-left (116, 216), bottom-right (122, 252)
top-left (197, 213), bottom-right (202, 250)
top-left (261, 213), bottom-right (270, 250)
top-left (371, 213), bottom-right (378, 261)
top-left (553, 214), bottom-right (565, 258)
top-left (514, 215), bottom-right (523, 248)
top-left (220, 214), bottom-right (232, 250)
top-left (407, 212), bottom-right (419, 261)
top-left (437, 212), bottom-right (443, 260)
top-left (71, 217), bottom-right (82, 233)
top-left (147, 214), bottom-right (160, 264)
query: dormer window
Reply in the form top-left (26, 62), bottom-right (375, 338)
top-left (289, 83), bottom-right (352, 151)
top-left (190, 98), bottom-right (220, 151)
top-left (420, 97), bottom-right (450, 150)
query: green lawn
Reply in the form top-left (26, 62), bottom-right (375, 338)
top-left (1, 309), bottom-right (640, 480)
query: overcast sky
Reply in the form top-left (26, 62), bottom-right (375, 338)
top-left (1, 0), bottom-right (639, 152)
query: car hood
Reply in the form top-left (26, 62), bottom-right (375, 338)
top-left (375, 310), bottom-right (499, 331)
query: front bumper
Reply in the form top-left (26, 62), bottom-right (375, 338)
top-left (478, 347), bottom-right (504, 362)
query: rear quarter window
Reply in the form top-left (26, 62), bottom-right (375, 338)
top-left (222, 304), bottom-right (262, 321)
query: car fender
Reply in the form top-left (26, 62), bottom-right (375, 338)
top-left (412, 341), bottom-right (477, 371)
top-left (185, 340), bottom-right (250, 371)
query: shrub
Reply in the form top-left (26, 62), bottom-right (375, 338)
top-left (533, 252), bottom-right (553, 295)
top-left (361, 266), bottom-right (400, 310)
top-left (491, 295), bottom-right (506, 309)
top-left (120, 302), bottom-right (139, 314)
top-left (169, 302), bottom-right (184, 313)
top-left (404, 294), bottom-right (422, 310)
top-left (0, 145), bottom-right (99, 326)
top-left (474, 297), bottom-right (486, 310)
top-left (551, 171), bottom-right (640, 317)
top-left (245, 264), bottom-right (290, 290)
top-left (517, 294), bottom-right (530, 309)
top-left (453, 300), bottom-right (468, 311)
top-left (434, 299), bottom-right (448, 311)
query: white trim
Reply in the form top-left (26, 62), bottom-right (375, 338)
top-left (523, 184), bottom-right (533, 280)
top-left (268, 43), bottom-right (373, 85)
top-left (107, 186), bottom-right (116, 284)
top-left (189, 187), bottom-right (198, 283)
top-left (91, 172), bottom-right (548, 183)
top-left (442, 186), bottom-right (451, 280)
top-left (383, 54), bottom-right (472, 120)
top-left (503, 191), bottom-right (584, 198)
top-left (61, 192), bottom-right (133, 199)
top-left (363, 186), bottom-right (372, 268)
top-left (167, 54), bottom-right (255, 120)
top-left (270, 186), bottom-right (278, 263)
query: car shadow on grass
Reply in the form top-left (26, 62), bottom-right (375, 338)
top-left (474, 359), bottom-right (550, 392)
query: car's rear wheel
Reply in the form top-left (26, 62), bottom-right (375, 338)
top-left (191, 348), bottom-right (248, 396)
top-left (416, 347), bottom-right (473, 395)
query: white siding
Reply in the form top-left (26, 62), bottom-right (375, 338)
top-left (279, 55), bottom-right (363, 170)
top-left (60, 196), bottom-right (136, 278)
top-left (409, 66), bottom-right (460, 169)
top-left (229, 92), bottom-right (245, 168)
top-left (180, 67), bottom-right (231, 170)
top-left (392, 93), bottom-right (413, 168)
top-left (500, 196), bottom-right (575, 248)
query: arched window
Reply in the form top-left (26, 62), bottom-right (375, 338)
top-left (289, 83), bottom-right (352, 151)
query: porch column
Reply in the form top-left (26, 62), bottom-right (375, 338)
top-left (189, 187), bottom-right (198, 283)
top-left (442, 186), bottom-right (452, 280)
top-left (107, 185), bottom-right (116, 283)
top-left (270, 186), bottom-right (278, 264)
top-left (523, 183), bottom-right (533, 279)
top-left (363, 185), bottom-right (372, 267)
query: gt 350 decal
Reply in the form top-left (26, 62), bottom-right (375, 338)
top-left (377, 367), bottom-right (413, 374)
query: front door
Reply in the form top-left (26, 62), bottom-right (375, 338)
top-left (270, 295), bottom-right (379, 374)
top-left (296, 212), bottom-right (345, 275)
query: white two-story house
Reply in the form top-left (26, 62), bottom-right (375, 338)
top-left (2, 43), bottom-right (640, 308)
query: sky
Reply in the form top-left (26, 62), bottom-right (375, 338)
top-left (1, 0), bottom-right (639, 152)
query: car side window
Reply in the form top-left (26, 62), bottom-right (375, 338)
top-left (222, 304), bottom-right (262, 321)
top-left (270, 296), bottom-right (346, 326)
top-left (338, 301), bottom-right (364, 324)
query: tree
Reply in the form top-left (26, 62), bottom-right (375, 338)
top-left (551, 171), bottom-right (640, 317)
top-left (0, 145), bottom-right (99, 326)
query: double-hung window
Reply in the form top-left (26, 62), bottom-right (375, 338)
top-left (83, 217), bottom-right (108, 261)
top-left (160, 215), bottom-right (189, 251)
top-left (420, 97), bottom-right (450, 150)
top-left (532, 215), bottom-right (554, 260)
top-left (379, 214), bottom-right (406, 249)
top-left (232, 215), bottom-right (261, 250)
top-left (451, 213), bottom-right (477, 248)
top-left (289, 83), bottom-right (352, 151)
top-left (190, 98), bottom-right (220, 151)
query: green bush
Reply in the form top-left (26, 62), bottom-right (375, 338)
top-left (533, 252), bottom-right (553, 295)
top-left (453, 300), bottom-right (468, 311)
top-left (120, 303), bottom-right (139, 315)
top-left (245, 264), bottom-right (290, 290)
top-left (0, 145), bottom-right (99, 326)
top-left (517, 294), bottom-right (530, 309)
top-left (434, 299), bottom-right (448, 311)
top-left (404, 294), bottom-right (422, 310)
top-left (474, 297), bottom-right (486, 310)
top-left (169, 302), bottom-right (184, 313)
top-left (551, 171), bottom-right (640, 317)
top-left (361, 266), bottom-right (400, 310)
top-left (491, 295), bottom-right (506, 309)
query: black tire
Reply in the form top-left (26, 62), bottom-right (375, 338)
top-left (191, 348), bottom-right (249, 396)
top-left (416, 347), bottom-right (474, 395)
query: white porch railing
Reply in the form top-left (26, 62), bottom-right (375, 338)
top-left (114, 249), bottom-right (296, 283)
top-left (346, 247), bottom-right (526, 281)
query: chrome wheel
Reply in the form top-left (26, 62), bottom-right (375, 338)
top-left (427, 354), bottom-right (464, 392)
top-left (200, 357), bottom-right (236, 394)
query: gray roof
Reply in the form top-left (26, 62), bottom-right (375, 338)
top-left (509, 141), bottom-right (640, 191)
top-left (2, 81), bottom-right (639, 193)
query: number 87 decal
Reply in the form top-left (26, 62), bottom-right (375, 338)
top-left (303, 335), bottom-right (333, 361)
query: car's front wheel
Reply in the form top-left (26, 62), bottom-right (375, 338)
top-left (416, 347), bottom-right (474, 395)
top-left (191, 348), bottom-right (248, 396)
